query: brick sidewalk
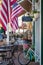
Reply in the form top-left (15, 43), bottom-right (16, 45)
top-left (14, 52), bottom-right (40, 65)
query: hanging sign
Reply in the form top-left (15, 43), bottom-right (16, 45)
top-left (22, 16), bottom-right (33, 22)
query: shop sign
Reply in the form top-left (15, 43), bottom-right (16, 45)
top-left (22, 16), bottom-right (33, 22)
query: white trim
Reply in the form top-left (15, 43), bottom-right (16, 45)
top-left (40, 0), bottom-right (41, 65)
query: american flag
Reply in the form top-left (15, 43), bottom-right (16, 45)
top-left (11, 2), bottom-right (24, 18)
top-left (0, 0), bottom-right (8, 31)
top-left (10, 2), bottom-right (24, 32)
top-left (0, 0), bottom-right (24, 32)
top-left (10, 0), bottom-right (17, 6)
top-left (11, 16), bottom-right (18, 32)
top-left (0, 0), bottom-right (17, 31)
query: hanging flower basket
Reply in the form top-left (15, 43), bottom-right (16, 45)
top-left (33, 11), bottom-right (40, 19)
top-left (33, 10), bottom-right (40, 13)
top-left (31, 10), bottom-right (40, 20)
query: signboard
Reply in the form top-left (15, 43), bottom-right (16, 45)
top-left (22, 16), bottom-right (33, 22)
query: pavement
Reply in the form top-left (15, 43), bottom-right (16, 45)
top-left (0, 52), bottom-right (40, 65)
top-left (13, 52), bottom-right (40, 65)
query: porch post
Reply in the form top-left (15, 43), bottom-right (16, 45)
top-left (32, 0), bottom-right (35, 45)
top-left (41, 0), bottom-right (43, 65)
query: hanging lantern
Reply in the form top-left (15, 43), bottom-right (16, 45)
top-left (30, 10), bottom-right (40, 21)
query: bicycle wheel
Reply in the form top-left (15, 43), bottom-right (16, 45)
top-left (18, 52), bottom-right (30, 65)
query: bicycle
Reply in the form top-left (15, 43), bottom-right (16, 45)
top-left (18, 44), bottom-right (35, 65)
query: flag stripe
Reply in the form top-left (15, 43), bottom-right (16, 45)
top-left (0, 0), bottom-right (8, 30)
top-left (10, 16), bottom-right (18, 31)
top-left (1, 5), bottom-right (8, 21)
top-left (10, 2), bottom-right (24, 32)
top-left (10, 0), bottom-right (17, 6)
top-left (11, 21), bottom-right (17, 29)
top-left (13, 17), bottom-right (18, 28)
top-left (11, 2), bottom-right (19, 9)
top-left (1, 12), bottom-right (7, 24)
top-left (2, 0), bottom-right (8, 10)
top-left (11, 8), bottom-right (23, 18)
top-left (11, 2), bottom-right (24, 17)
top-left (0, 16), bottom-right (7, 30)
top-left (2, 4), bottom-right (8, 17)
top-left (12, 6), bottom-right (22, 15)
top-left (10, 21), bottom-right (16, 31)
top-left (1, 15), bottom-right (7, 27)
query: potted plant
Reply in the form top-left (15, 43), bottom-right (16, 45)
top-left (31, 10), bottom-right (40, 19)
top-left (34, 11), bottom-right (40, 19)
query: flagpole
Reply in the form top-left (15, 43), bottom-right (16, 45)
top-left (7, 22), bottom-right (9, 44)
top-left (7, 0), bottom-right (10, 44)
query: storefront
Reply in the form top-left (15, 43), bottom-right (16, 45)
top-left (0, 0), bottom-right (41, 65)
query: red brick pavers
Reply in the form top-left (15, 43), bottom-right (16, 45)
top-left (13, 52), bottom-right (40, 65)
